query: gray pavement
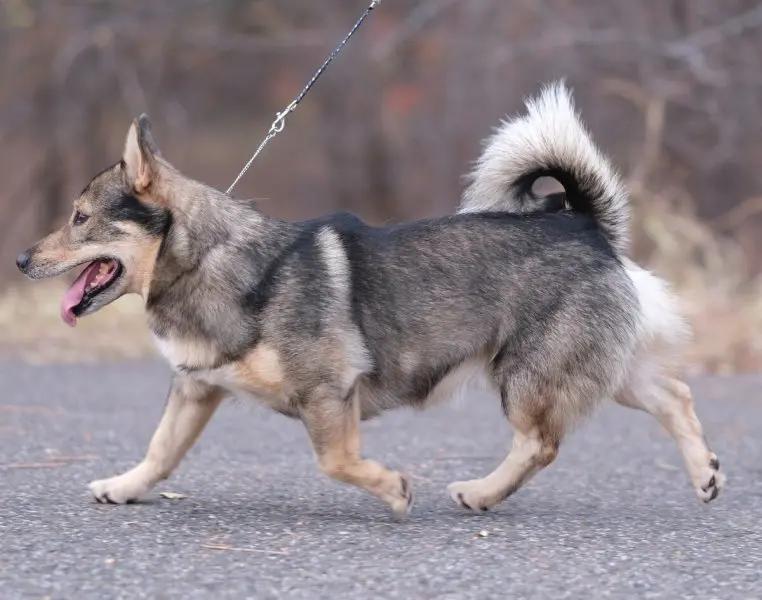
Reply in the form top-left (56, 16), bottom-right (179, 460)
top-left (1, 361), bottom-right (761, 599)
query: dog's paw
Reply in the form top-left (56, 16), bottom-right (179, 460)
top-left (695, 454), bottom-right (724, 504)
top-left (389, 473), bottom-right (414, 518)
top-left (88, 470), bottom-right (152, 505)
top-left (447, 479), bottom-right (496, 512)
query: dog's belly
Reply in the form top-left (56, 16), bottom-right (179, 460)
top-left (421, 359), bottom-right (493, 407)
top-left (356, 358), bottom-right (495, 415)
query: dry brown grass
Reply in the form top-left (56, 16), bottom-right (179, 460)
top-left (616, 80), bottom-right (762, 374)
top-left (633, 201), bottom-right (762, 374)
top-left (0, 282), bottom-right (154, 364)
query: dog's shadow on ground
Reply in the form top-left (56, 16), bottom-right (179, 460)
top-left (132, 489), bottom-right (724, 538)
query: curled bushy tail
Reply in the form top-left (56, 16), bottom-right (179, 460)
top-left (458, 81), bottom-right (630, 256)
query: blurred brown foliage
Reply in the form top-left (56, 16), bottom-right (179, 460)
top-left (1, 0), bottom-right (762, 370)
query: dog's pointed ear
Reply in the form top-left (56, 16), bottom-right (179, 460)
top-left (123, 114), bottom-right (161, 193)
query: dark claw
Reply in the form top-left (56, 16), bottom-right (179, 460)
top-left (709, 457), bottom-right (720, 471)
top-left (480, 506), bottom-right (489, 512)
top-left (400, 476), bottom-right (409, 498)
top-left (103, 492), bottom-right (117, 504)
top-left (457, 493), bottom-right (473, 510)
top-left (703, 485), bottom-right (720, 503)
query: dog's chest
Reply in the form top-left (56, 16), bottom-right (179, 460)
top-left (153, 335), bottom-right (293, 412)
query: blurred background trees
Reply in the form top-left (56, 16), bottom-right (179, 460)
top-left (2, 0), bottom-right (762, 369)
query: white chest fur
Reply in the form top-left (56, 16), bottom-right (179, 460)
top-left (152, 335), bottom-right (292, 411)
top-left (152, 335), bottom-right (218, 372)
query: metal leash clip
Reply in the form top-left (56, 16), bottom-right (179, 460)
top-left (226, 0), bottom-right (382, 195)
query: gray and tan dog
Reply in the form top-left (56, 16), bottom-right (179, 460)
top-left (15, 81), bottom-right (723, 516)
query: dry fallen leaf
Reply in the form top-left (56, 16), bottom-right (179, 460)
top-left (45, 453), bottom-right (98, 462)
top-left (0, 404), bottom-right (57, 414)
top-left (655, 459), bottom-right (679, 472)
top-left (159, 491), bottom-right (187, 500)
top-left (477, 530), bottom-right (490, 537)
top-left (104, 558), bottom-right (116, 566)
top-left (0, 461), bottom-right (69, 470)
top-left (201, 543), bottom-right (289, 556)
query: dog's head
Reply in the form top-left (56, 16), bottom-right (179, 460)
top-left (16, 115), bottom-right (172, 327)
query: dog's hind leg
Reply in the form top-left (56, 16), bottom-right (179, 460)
top-left (448, 396), bottom-right (562, 512)
top-left (300, 385), bottom-right (414, 517)
top-left (615, 375), bottom-right (723, 503)
top-left (88, 377), bottom-right (225, 504)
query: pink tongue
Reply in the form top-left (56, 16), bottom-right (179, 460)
top-left (60, 261), bottom-right (106, 327)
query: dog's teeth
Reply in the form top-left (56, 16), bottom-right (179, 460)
top-left (99, 263), bottom-right (109, 275)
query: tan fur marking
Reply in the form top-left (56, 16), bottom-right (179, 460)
top-left (230, 344), bottom-right (291, 402)
top-left (301, 393), bottom-right (412, 516)
top-left (123, 121), bottom-right (153, 193)
top-left (73, 195), bottom-right (93, 215)
top-left (30, 229), bottom-right (94, 266)
top-left (614, 376), bottom-right (723, 502)
top-left (110, 221), bottom-right (162, 296)
top-left (448, 401), bottom-right (560, 510)
top-left (157, 343), bottom-right (293, 413)
top-left (654, 378), bottom-right (723, 494)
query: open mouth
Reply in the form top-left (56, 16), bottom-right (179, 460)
top-left (60, 258), bottom-right (124, 327)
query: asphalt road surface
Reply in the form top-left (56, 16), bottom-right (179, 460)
top-left (2, 361), bottom-right (761, 599)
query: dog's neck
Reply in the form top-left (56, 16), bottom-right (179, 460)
top-left (143, 184), bottom-right (298, 317)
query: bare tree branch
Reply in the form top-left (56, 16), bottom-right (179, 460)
top-left (372, 0), bottom-right (471, 60)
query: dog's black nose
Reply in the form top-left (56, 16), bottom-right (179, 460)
top-left (15, 251), bottom-right (30, 272)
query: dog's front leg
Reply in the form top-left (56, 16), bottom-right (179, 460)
top-left (88, 377), bottom-right (225, 504)
top-left (300, 386), bottom-right (414, 517)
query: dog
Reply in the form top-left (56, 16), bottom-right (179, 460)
top-left (15, 81), bottom-right (722, 515)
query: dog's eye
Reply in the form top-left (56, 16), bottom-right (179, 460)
top-left (73, 211), bottom-right (89, 226)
